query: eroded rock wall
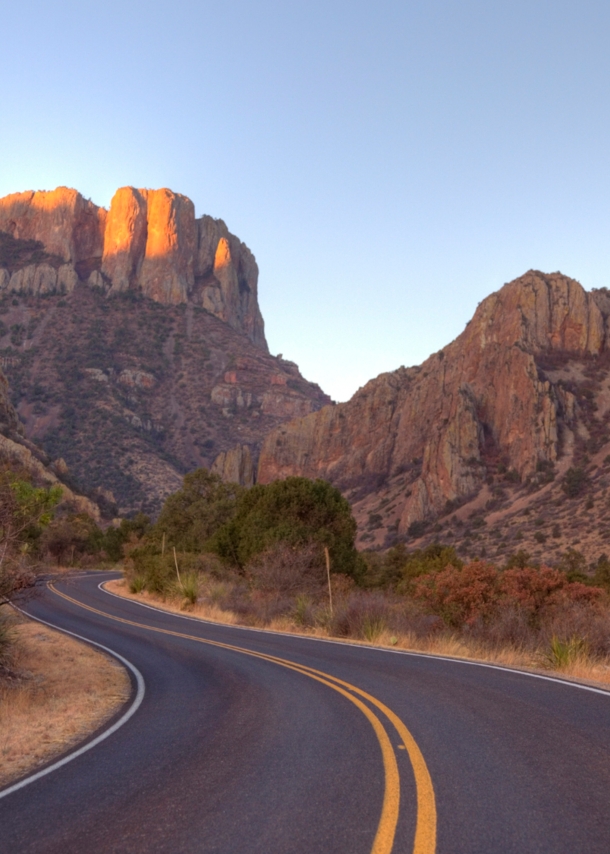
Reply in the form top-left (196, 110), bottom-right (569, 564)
top-left (0, 186), bottom-right (267, 349)
top-left (257, 271), bottom-right (608, 534)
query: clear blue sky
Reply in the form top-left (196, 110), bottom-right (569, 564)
top-left (2, 1), bottom-right (610, 401)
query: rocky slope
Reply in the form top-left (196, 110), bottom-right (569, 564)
top-left (256, 271), bottom-right (610, 563)
top-left (0, 366), bottom-right (98, 518)
top-left (0, 186), bottom-right (329, 515)
top-left (0, 186), bottom-right (266, 349)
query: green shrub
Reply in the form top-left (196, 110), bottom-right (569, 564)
top-left (362, 615), bottom-right (386, 642)
top-left (156, 468), bottom-right (242, 553)
top-left (129, 575), bottom-right (146, 593)
top-left (562, 467), bottom-right (588, 498)
top-left (210, 477), bottom-right (362, 579)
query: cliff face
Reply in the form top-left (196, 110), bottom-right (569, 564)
top-left (0, 186), bottom-right (266, 350)
top-left (257, 271), bottom-right (610, 548)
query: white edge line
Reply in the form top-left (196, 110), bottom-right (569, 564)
top-left (99, 579), bottom-right (610, 698)
top-left (0, 605), bottom-right (146, 801)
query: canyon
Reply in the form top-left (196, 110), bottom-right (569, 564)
top-left (3, 184), bottom-right (610, 566)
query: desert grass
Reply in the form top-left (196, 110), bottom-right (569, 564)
top-left (0, 611), bottom-right (130, 789)
top-left (105, 579), bottom-right (610, 690)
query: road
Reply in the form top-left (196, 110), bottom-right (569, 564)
top-left (1, 572), bottom-right (610, 853)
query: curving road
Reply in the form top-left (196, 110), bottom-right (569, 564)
top-left (1, 572), bottom-right (610, 854)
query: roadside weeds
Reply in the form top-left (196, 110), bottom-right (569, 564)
top-left (0, 610), bottom-right (130, 789)
top-left (105, 579), bottom-right (610, 691)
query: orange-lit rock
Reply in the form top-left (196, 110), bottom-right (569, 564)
top-left (0, 188), bottom-right (105, 267)
top-left (139, 188), bottom-right (196, 304)
top-left (101, 187), bottom-right (148, 292)
top-left (197, 216), bottom-right (266, 350)
top-left (0, 186), bottom-right (268, 349)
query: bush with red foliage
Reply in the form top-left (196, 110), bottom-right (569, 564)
top-left (413, 561), bottom-right (500, 628)
top-left (413, 561), bottom-right (605, 629)
top-left (500, 566), bottom-right (602, 624)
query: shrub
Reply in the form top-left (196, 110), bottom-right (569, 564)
top-left (156, 468), bottom-right (242, 553)
top-left (180, 572), bottom-right (199, 605)
top-left (413, 561), bottom-right (500, 628)
top-left (562, 467), bottom-right (588, 498)
top-left (0, 467), bottom-right (61, 600)
top-left (129, 575), bottom-right (146, 593)
top-left (246, 542), bottom-right (325, 596)
top-left (412, 560), bottom-right (605, 630)
top-left (210, 477), bottom-right (362, 579)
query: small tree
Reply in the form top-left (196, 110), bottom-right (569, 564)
top-left (0, 466), bottom-right (61, 600)
top-left (155, 469), bottom-right (242, 553)
top-left (210, 477), bottom-right (363, 579)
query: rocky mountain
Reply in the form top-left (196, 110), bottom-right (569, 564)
top-left (0, 187), bottom-right (330, 516)
top-left (0, 186), bottom-right (265, 348)
top-left (255, 271), bottom-right (610, 563)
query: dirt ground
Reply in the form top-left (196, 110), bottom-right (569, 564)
top-left (0, 609), bottom-right (130, 789)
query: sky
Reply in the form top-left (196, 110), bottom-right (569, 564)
top-left (2, 0), bottom-right (610, 401)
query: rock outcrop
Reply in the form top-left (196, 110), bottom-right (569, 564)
top-left (211, 445), bottom-right (255, 487)
top-left (0, 186), bottom-right (266, 350)
top-left (256, 271), bottom-right (610, 541)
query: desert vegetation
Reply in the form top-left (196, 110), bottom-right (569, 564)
top-left (118, 468), bottom-right (610, 685)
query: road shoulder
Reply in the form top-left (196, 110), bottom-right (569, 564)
top-left (0, 608), bottom-right (130, 788)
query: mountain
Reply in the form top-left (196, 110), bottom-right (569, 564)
top-left (0, 187), bottom-right (330, 516)
top-left (255, 271), bottom-right (610, 564)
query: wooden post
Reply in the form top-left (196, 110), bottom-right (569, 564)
top-left (161, 532), bottom-right (165, 557)
top-left (324, 546), bottom-right (333, 617)
top-left (173, 547), bottom-right (182, 586)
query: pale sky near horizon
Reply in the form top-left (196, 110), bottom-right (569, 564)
top-left (2, 1), bottom-right (610, 401)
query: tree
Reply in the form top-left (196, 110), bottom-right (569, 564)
top-left (0, 466), bottom-right (61, 600)
top-left (210, 476), bottom-right (363, 578)
top-left (155, 469), bottom-right (242, 553)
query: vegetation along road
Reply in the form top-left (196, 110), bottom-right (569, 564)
top-left (1, 572), bottom-right (609, 853)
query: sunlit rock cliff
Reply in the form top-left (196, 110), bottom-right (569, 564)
top-left (0, 187), bottom-right (329, 514)
top-left (0, 186), bottom-right (266, 349)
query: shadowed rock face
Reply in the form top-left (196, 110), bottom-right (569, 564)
top-left (0, 186), bottom-right (266, 350)
top-left (256, 271), bottom-right (610, 537)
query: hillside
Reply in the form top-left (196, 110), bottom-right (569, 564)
top-left (0, 187), bottom-right (330, 515)
top-left (0, 364), bottom-right (98, 517)
top-left (255, 271), bottom-right (610, 564)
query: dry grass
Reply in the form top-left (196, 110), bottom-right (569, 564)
top-left (105, 579), bottom-right (610, 690)
top-left (0, 611), bottom-right (130, 788)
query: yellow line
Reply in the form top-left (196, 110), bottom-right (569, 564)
top-left (49, 583), bottom-right (436, 854)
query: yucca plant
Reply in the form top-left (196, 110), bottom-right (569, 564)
top-left (180, 572), bottom-right (199, 606)
top-left (546, 635), bottom-right (587, 669)
top-left (128, 575), bottom-right (146, 594)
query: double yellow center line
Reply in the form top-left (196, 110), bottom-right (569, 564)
top-left (50, 583), bottom-right (436, 854)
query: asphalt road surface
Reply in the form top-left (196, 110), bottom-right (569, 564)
top-left (1, 572), bottom-right (609, 854)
